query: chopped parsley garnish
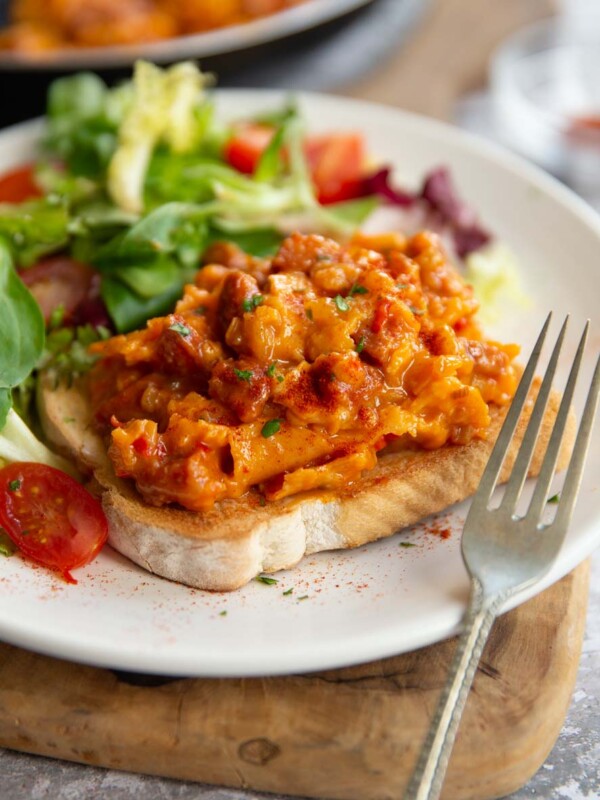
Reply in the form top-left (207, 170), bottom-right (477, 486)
top-left (219, 610), bottom-right (228, 616)
top-left (547, 493), bottom-right (560, 504)
top-left (267, 362), bottom-right (284, 382)
top-left (261, 419), bottom-right (281, 438)
top-left (397, 282), bottom-right (409, 290)
top-left (234, 368), bottom-right (253, 382)
top-left (298, 595), bottom-right (309, 601)
top-left (0, 529), bottom-right (16, 557)
top-left (356, 336), bottom-right (365, 354)
top-left (256, 575), bottom-right (279, 585)
top-left (348, 283), bottom-right (368, 296)
top-left (169, 322), bottom-right (191, 336)
top-left (259, 497), bottom-right (267, 507)
top-left (409, 306), bottom-right (425, 316)
top-left (399, 542), bottom-right (417, 548)
top-left (194, 306), bottom-right (207, 316)
top-left (267, 361), bottom-right (283, 383)
top-left (63, 416), bottom-right (76, 424)
top-left (334, 294), bottom-right (350, 312)
top-left (242, 294), bottom-right (264, 313)
top-left (306, 307), bottom-right (313, 321)
top-left (283, 587), bottom-right (294, 596)
top-left (8, 479), bottom-right (21, 492)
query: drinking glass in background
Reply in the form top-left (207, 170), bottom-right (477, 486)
top-left (491, 0), bottom-right (600, 211)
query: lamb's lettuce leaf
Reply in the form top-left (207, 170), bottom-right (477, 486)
top-left (322, 195), bottom-right (379, 228)
top-left (206, 226), bottom-right (282, 258)
top-left (0, 241), bottom-right (45, 389)
top-left (45, 72), bottom-right (124, 179)
top-left (0, 242), bottom-right (72, 472)
top-left (0, 388), bottom-right (11, 430)
top-left (101, 275), bottom-right (189, 333)
top-left (114, 258), bottom-right (184, 299)
top-left (0, 199), bottom-right (70, 267)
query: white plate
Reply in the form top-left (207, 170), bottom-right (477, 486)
top-left (0, 0), bottom-right (373, 71)
top-left (0, 91), bottom-right (599, 677)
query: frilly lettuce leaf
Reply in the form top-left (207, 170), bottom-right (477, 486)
top-left (465, 242), bottom-right (531, 324)
top-left (107, 61), bottom-right (210, 214)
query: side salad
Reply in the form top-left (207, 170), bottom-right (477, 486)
top-left (0, 59), bottom-right (504, 582)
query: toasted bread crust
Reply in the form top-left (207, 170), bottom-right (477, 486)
top-left (38, 377), bottom-right (575, 590)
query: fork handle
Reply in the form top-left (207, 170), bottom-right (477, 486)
top-left (405, 581), bottom-right (502, 800)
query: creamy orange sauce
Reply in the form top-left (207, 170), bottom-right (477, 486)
top-left (88, 231), bottom-right (519, 511)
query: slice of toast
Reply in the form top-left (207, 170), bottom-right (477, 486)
top-left (38, 377), bottom-right (575, 591)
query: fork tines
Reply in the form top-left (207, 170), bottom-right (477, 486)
top-left (471, 313), bottom-right (600, 527)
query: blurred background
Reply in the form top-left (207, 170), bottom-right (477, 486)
top-left (2, 0), bottom-right (600, 208)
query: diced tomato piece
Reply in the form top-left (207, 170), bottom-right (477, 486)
top-left (0, 164), bottom-right (42, 203)
top-left (305, 133), bottom-right (366, 205)
top-left (224, 124), bottom-right (367, 204)
top-left (224, 124), bottom-right (275, 174)
top-left (132, 437), bottom-right (149, 455)
top-left (371, 298), bottom-right (391, 334)
top-left (0, 462), bottom-right (109, 583)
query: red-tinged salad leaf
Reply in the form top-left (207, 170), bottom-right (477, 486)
top-left (361, 167), bottom-right (415, 207)
top-left (452, 226), bottom-right (492, 260)
top-left (420, 167), bottom-right (491, 258)
top-left (19, 256), bottom-right (110, 329)
top-left (357, 164), bottom-right (492, 258)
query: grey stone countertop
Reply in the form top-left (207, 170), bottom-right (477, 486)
top-left (0, 551), bottom-right (598, 800)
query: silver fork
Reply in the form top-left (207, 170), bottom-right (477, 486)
top-left (405, 313), bottom-right (600, 800)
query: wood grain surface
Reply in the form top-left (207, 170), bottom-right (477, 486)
top-left (344, 0), bottom-right (556, 118)
top-left (2, 3), bottom-right (587, 800)
top-left (0, 561), bottom-right (589, 800)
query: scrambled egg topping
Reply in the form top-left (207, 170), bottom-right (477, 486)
top-left (89, 231), bottom-right (519, 511)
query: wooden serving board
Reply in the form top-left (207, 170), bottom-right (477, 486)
top-left (0, 560), bottom-right (589, 800)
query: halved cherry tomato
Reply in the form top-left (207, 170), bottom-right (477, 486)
top-left (19, 257), bottom-right (108, 327)
top-left (305, 133), bottom-right (366, 204)
top-left (224, 125), bottom-right (367, 204)
top-left (224, 123), bottom-right (275, 174)
top-left (0, 164), bottom-right (42, 204)
top-left (0, 463), bottom-right (108, 583)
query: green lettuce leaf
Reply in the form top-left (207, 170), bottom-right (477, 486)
top-left (101, 275), bottom-right (188, 333)
top-left (0, 199), bottom-right (70, 267)
top-left (206, 226), bottom-right (282, 257)
top-left (0, 388), bottom-right (11, 430)
top-left (45, 72), bottom-right (130, 179)
top-left (107, 61), bottom-right (210, 214)
top-left (0, 241), bottom-right (45, 389)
